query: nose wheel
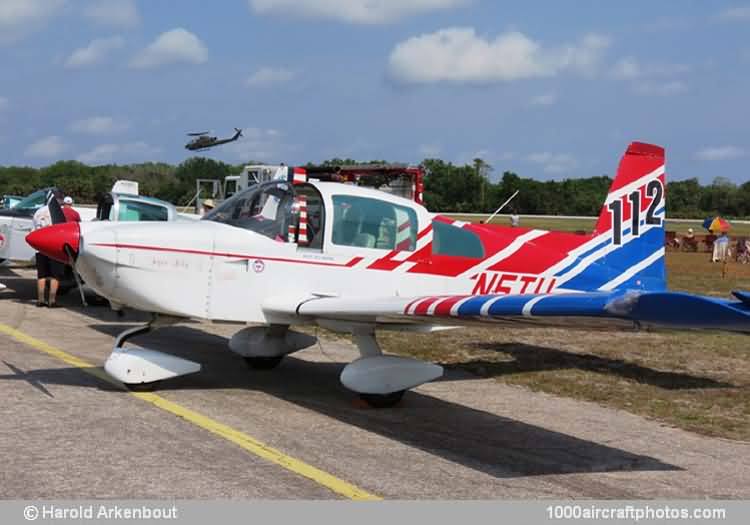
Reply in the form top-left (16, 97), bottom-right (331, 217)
top-left (125, 381), bottom-right (161, 392)
top-left (105, 315), bottom-right (201, 388)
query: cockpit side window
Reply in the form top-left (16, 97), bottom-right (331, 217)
top-left (118, 199), bottom-right (169, 222)
top-left (331, 195), bottom-right (417, 251)
top-left (204, 181), bottom-right (295, 242)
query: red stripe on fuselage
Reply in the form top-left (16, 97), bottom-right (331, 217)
top-left (90, 243), bottom-right (364, 268)
top-left (487, 231), bottom-right (592, 274)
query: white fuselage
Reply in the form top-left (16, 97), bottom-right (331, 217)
top-left (73, 183), bottom-right (474, 323)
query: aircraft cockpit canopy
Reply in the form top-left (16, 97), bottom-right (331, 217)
top-left (203, 181), bottom-right (296, 242)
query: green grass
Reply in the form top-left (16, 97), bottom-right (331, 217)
top-left (667, 251), bottom-right (750, 296)
top-left (376, 248), bottom-right (750, 441)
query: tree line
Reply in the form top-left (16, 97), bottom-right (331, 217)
top-left (1, 157), bottom-right (748, 218)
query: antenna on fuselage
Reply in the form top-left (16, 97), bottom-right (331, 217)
top-left (484, 190), bottom-right (519, 224)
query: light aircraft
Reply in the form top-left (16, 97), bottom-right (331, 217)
top-left (0, 181), bottom-right (194, 264)
top-left (1, 195), bottom-right (24, 209)
top-left (27, 142), bottom-right (750, 407)
top-left (184, 128), bottom-right (243, 151)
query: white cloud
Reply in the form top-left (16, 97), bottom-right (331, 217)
top-left (70, 116), bottom-right (128, 135)
top-left (526, 152), bottom-right (577, 175)
top-left (529, 93), bottom-right (557, 106)
top-left (611, 57), bottom-right (641, 80)
top-left (633, 81), bottom-right (687, 96)
top-left (388, 28), bottom-right (610, 85)
top-left (25, 136), bottom-right (68, 158)
top-left (130, 28), bottom-right (208, 69)
top-left (717, 6), bottom-right (750, 21)
top-left (611, 57), bottom-right (691, 96)
top-left (246, 67), bottom-right (295, 87)
top-left (0, 0), bottom-right (66, 44)
top-left (611, 57), bottom-right (691, 80)
top-left (65, 36), bottom-right (124, 68)
top-left (0, 96), bottom-right (8, 111)
top-left (83, 0), bottom-right (140, 27)
top-left (695, 146), bottom-right (746, 161)
top-left (249, 0), bottom-right (469, 24)
top-left (77, 141), bottom-right (160, 164)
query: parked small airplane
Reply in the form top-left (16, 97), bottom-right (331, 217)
top-left (27, 142), bottom-right (750, 407)
top-left (185, 128), bottom-right (243, 151)
top-left (0, 181), bottom-right (193, 265)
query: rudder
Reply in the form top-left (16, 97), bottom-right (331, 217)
top-left (594, 142), bottom-right (666, 291)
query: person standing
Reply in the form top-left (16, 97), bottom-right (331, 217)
top-left (62, 196), bottom-right (81, 222)
top-left (200, 198), bottom-right (215, 217)
top-left (510, 210), bottom-right (520, 227)
top-left (32, 190), bottom-right (65, 307)
top-left (712, 232), bottom-right (730, 263)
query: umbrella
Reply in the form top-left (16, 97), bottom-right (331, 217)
top-left (703, 216), bottom-right (731, 234)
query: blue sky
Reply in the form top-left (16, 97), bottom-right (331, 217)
top-left (0, 0), bottom-right (748, 183)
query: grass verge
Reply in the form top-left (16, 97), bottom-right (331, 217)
top-left (378, 251), bottom-right (750, 441)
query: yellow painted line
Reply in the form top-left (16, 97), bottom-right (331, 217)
top-left (0, 323), bottom-right (381, 501)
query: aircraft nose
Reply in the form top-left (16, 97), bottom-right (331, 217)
top-left (26, 222), bottom-right (80, 263)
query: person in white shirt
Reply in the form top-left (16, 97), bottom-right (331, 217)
top-left (32, 189), bottom-right (65, 307)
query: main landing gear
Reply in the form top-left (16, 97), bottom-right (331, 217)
top-left (228, 325), bottom-right (317, 371)
top-left (104, 315), bottom-right (200, 390)
top-left (359, 390), bottom-right (406, 409)
top-left (103, 317), bottom-right (443, 408)
top-left (339, 327), bottom-right (443, 409)
top-left (230, 323), bottom-right (443, 408)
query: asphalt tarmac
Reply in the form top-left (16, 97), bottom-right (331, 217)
top-left (1, 267), bottom-right (749, 499)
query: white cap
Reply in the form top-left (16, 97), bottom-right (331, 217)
top-left (687, 228), bottom-right (693, 233)
top-left (63, 196), bottom-right (73, 205)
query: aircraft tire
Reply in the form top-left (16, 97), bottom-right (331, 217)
top-left (244, 356), bottom-right (283, 370)
top-left (125, 381), bottom-right (161, 392)
top-left (359, 390), bottom-right (405, 409)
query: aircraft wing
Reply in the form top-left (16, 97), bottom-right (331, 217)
top-left (268, 290), bottom-right (750, 332)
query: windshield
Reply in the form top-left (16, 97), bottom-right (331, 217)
top-left (203, 180), bottom-right (295, 241)
top-left (15, 188), bottom-right (54, 211)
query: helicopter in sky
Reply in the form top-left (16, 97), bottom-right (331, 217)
top-left (185, 128), bottom-right (243, 151)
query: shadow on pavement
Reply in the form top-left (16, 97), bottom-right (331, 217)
top-left (461, 341), bottom-right (734, 390)
top-left (3, 323), bottom-right (681, 480)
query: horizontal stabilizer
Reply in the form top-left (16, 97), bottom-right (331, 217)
top-left (628, 291), bottom-right (750, 330)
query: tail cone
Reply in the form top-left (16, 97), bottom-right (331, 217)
top-left (26, 223), bottom-right (80, 264)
